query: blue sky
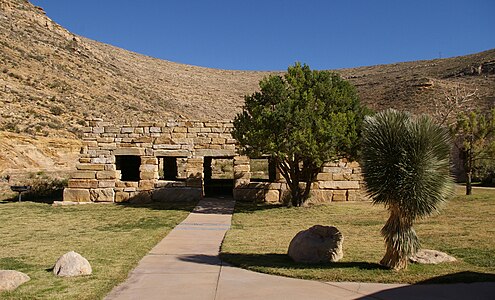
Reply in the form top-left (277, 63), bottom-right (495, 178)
top-left (31, 0), bottom-right (495, 71)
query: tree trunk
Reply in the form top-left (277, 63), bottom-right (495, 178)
top-left (465, 148), bottom-right (473, 196)
top-left (466, 172), bottom-right (472, 195)
top-left (379, 205), bottom-right (419, 271)
top-left (290, 183), bottom-right (303, 207)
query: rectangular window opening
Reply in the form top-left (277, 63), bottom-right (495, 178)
top-left (158, 157), bottom-right (187, 181)
top-left (250, 157), bottom-right (276, 182)
top-left (116, 155), bottom-right (141, 182)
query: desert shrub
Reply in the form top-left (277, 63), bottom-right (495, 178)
top-left (2, 122), bottom-right (20, 133)
top-left (49, 105), bottom-right (64, 116)
top-left (19, 174), bottom-right (68, 203)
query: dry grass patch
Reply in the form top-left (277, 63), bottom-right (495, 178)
top-left (0, 200), bottom-right (195, 299)
top-left (221, 187), bottom-right (495, 283)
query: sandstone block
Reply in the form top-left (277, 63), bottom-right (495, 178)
top-left (96, 171), bottom-right (117, 180)
top-left (154, 135), bottom-right (174, 144)
top-left (233, 156), bottom-right (250, 164)
top-left (72, 171), bottom-right (96, 179)
top-left (234, 178), bottom-right (250, 188)
top-left (93, 127), bottom-right (104, 134)
top-left (104, 126), bottom-right (120, 133)
top-left (141, 156), bottom-right (158, 164)
top-left (347, 190), bottom-right (359, 201)
top-left (68, 179), bottom-right (98, 189)
top-left (319, 181), bottom-right (359, 190)
top-left (79, 158), bottom-right (91, 163)
top-left (63, 189), bottom-right (91, 202)
top-left (138, 180), bottom-right (155, 190)
top-left (153, 144), bottom-right (182, 149)
top-left (194, 149), bottom-right (236, 157)
top-left (322, 166), bottom-right (343, 173)
top-left (124, 181), bottom-right (139, 187)
top-left (121, 127), bottom-right (134, 134)
top-left (83, 141), bottom-right (98, 147)
top-left (115, 191), bottom-right (130, 202)
top-left (114, 148), bottom-right (145, 156)
top-left (171, 133), bottom-right (186, 139)
top-left (347, 161), bottom-right (360, 168)
top-left (316, 173), bottom-right (333, 181)
top-left (133, 136), bottom-right (153, 143)
top-left (139, 164), bottom-right (158, 172)
top-left (105, 164), bottom-right (117, 171)
top-left (265, 189), bottom-right (280, 203)
top-left (150, 127), bottom-right (162, 133)
top-left (173, 127), bottom-right (187, 133)
top-left (222, 144), bottom-right (236, 150)
top-left (77, 163), bottom-right (105, 171)
top-left (332, 173), bottom-right (353, 181)
top-left (307, 190), bottom-right (333, 204)
top-left (332, 190), bottom-right (347, 201)
top-left (140, 171), bottom-right (158, 180)
top-left (154, 149), bottom-right (189, 157)
top-left (211, 127), bottom-right (225, 133)
top-left (187, 127), bottom-right (201, 133)
top-left (90, 188), bottom-right (115, 202)
top-left (91, 157), bottom-right (108, 164)
top-left (98, 180), bottom-right (116, 188)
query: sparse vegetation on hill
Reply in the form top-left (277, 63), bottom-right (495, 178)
top-left (0, 0), bottom-right (494, 172)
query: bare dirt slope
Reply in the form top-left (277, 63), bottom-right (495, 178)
top-left (0, 0), bottom-right (494, 176)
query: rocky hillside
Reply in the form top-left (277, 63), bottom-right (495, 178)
top-left (0, 0), bottom-right (494, 177)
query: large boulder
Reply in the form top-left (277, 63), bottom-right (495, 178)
top-left (409, 249), bottom-right (457, 264)
top-left (0, 270), bottom-right (30, 291)
top-left (288, 225), bottom-right (343, 263)
top-left (53, 251), bottom-right (92, 277)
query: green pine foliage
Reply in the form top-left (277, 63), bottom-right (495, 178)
top-left (233, 63), bottom-right (365, 207)
top-left (361, 109), bottom-right (454, 270)
top-left (454, 109), bottom-right (495, 195)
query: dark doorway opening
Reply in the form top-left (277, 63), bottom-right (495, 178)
top-left (203, 157), bottom-right (234, 197)
top-left (116, 155), bottom-right (141, 181)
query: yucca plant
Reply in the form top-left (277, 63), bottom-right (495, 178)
top-left (361, 109), bottom-right (454, 270)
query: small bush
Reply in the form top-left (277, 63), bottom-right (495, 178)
top-left (49, 105), bottom-right (64, 116)
top-left (16, 174), bottom-right (68, 203)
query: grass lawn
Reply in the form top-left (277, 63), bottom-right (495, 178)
top-left (221, 186), bottom-right (495, 283)
top-left (0, 200), bottom-right (196, 300)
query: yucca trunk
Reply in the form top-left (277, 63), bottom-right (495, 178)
top-left (379, 204), bottom-right (420, 270)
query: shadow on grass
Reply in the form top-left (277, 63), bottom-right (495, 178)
top-left (357, 272), bottom-right (495, 299)
top-left (115, 200), bottom-right (197, 212)
top-left (417, 271), bottom-right (495, 284)
top-left (233, 201), bottom-right (287, 214)
top-left (182, 253), bottom-right (385, 271)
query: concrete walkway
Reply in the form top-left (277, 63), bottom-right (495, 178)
top-left (105, 197), bottom-right (495, 300)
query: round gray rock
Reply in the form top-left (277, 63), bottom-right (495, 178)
top-left (288, 225), bottom-right (343, 263)
top-left (0, 270), bottom-right (30, 291)
top-left (409, 249), bottom-right (457, 264)
top-left (53, 251), bottom-right (92, 277)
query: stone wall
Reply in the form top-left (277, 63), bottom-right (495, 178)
top-left (63, 118), bottom-right (365, 204)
